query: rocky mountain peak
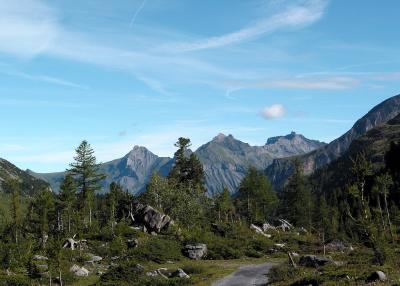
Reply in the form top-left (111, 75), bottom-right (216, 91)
top-left (266, 131), bottom-right (299, 145)
top-left (213, 133), bottom-right (235, 142)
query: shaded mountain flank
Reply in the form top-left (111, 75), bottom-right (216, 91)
top-left (0, 158), bottom-right (49, 196)
top-left (266, 94), bottom-right (400, 189)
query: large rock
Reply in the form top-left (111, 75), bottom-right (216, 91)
top-left (184, 244), bottom-right (207, 260)
top-left (134, 204), bottom-right (173, 233)
top-left (367, 271), bottom-right (387, 282)
top-left (171, 268), bottom-right (190, 279)
top-left (70, 265), bottom-right (89, 277)
top-left (299, 255), bottom-right (333, 268)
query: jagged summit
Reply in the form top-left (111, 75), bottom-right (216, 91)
top-left (213, 133), bottom-right (234, 142)
top-left (266, 131), bottom-right (298, 145)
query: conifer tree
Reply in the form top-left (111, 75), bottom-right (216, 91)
top-left (68, 140), bottom-right (105, 228)
top-left (168, 137), bottom-right (205, 190)
top-left (7, 179), bottom-right (21, 244)
top-left (59, 174), bottom-right (77, 234)
top-left (279, 159), bottom-right (312, 228)
top-left (236, 167), bottom-right (278, 223)
top-left (215, 187), bottom-right (235, 222)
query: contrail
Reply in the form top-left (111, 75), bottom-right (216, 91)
top-left (129, 0), bottom-right (148, 28)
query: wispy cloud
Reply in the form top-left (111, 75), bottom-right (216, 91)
top-left (129, 0), bottom-right (148, 28)
top-left (162, 0), bottom-right (328, 52)
top-left (0, 70), bottom-right (88, 89)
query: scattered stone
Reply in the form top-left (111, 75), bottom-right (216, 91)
top-left (70, 264), bottom-right (89, 277)
top-left (299, 255), bottom-right (333, 268)
top-left (262, 223), bottom-right (275, 232)
top-left (250, 224), bottom-right (272, 237)
top-left (184, 244), bottom-right (207, 260)
top-left (325, 239), bottom-right (353, 252)
top-left (367, 271), bottom-right (387, 282)
top-left (146, 268), bottom-right (168, 279)
top-left (127, 238), bottom-right (139, 248)
top-left (290, 252), bottom-right (300, 257)
top-left (111, 256), bottom-right (119, 261)
top-left (86, 255), bottom-right (103, 264)
top-left (171, 268), bottom-right (190, 279)
top-left (63, 238), bottom-right (87, 250)
top-left (274, 243), bottom-right (286, 248)
top-left (33, 255), bottom-right (48, 261)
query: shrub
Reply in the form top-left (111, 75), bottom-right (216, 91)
top-left (181, 264), bottom-right (205, 274)
top-left (0, 275), bottom-right (29, 286)
top-left (131, 237), bottom-right (183, 263)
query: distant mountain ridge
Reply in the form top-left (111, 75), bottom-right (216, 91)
top-left (30, 132), bottom-right (325, 195)
top-left (266, 94), bottom-right (400, 188)
top-left (196, 132), bottom-right (325, 195)
top-left (0, 158), bottom-right (49, 196)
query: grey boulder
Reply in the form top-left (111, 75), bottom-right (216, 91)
top-left (184, 244), bottom-right (207, 260)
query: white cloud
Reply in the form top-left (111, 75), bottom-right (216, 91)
top-left (0, 0), bottom-right (58, 57)
top-left (260, 104), bottom-right (286, 119)
top-left (162, 0), bottom-right (327, 52)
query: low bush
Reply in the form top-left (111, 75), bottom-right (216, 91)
top-left (131, 237), bottom-right (183, 263)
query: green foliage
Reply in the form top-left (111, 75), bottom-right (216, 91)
top-left (0, 275), bottom-right (29, 286)
top-left (68, 140), bottom-right (105, 229)
top-left (131, 237), bottom-right (183, 263)
top-left (279, 159), bottom-right (312, 228)
top-left (236, 167), bottom-right (278, 224)
top-left (168, 137), bottom-right (205, 190)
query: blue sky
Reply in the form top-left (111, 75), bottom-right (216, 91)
top-left (0, 0), bottom-right (399, 172)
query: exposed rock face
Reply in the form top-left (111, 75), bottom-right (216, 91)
top-left (266, 94), bottom-right (400, 188)
top-left (196, 133), bottom-right (325, 195)
top-left (134, 204), bottom-right (173, 233)
top-left (0, 159), bottom-right (49, 195)
top-left (184, 244), bottom-right (207, 260)
top-left (299, 255), bottom-right (333, 268)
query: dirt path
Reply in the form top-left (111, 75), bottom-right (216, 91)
top-left (211, 262), bottom-right (275, 286)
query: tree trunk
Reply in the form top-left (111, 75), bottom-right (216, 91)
top-left (376, 194), bottom-right (386, 231)
top-left (383, 193), bottom-right (394, 243)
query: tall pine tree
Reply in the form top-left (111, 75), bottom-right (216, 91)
top-left (68, 140), bottom-right (105, 229)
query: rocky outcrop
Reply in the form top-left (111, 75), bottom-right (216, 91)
top-left (184, 244), bottom-right (207, 260)
top-left (266, 94), bottom-right (400, 188)
top-left (133, 204), bottom-right (173, 233)
top-left (70, 265), bottom-right (89, 277)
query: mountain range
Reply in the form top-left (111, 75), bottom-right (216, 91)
top-left (27, 132), bottom-right (325, 195)
top-left (2, 93), bottom-right (400, 196)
